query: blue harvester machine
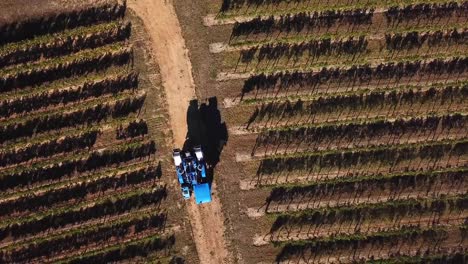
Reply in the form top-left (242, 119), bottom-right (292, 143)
top-left (173, 147), bottom-right (212, 204)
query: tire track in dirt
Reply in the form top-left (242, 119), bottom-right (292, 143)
top-left (127, 1), bottom-right (231, 263)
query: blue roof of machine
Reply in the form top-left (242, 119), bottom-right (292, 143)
top-left (193, 183), bottom-right (212, 204)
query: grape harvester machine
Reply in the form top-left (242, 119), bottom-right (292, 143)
top-left (172, 147), bottom-right (211, 204)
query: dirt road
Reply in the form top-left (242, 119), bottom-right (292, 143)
top-left (127, 1), bottom-right (231, 263)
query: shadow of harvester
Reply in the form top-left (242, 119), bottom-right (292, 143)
top-left (183, 97), bottom-right (228, 185)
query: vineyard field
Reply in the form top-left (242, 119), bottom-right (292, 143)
top-left (0, 0), bottom-right (197, 263)
top-left (2, 0), bottom-right (466, 262)
top-left (174, 0), bottom-right (468, 262)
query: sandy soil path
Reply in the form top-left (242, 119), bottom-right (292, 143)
top-left (127, 1), bottom-right (231, 263)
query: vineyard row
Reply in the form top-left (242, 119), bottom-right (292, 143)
top-left (0, 186), bottom-right (166, 241)
top-left (0, 43), bottom-right (131, 92)
top-left (266, 168), bottom-right (467, 203)
top-left (1, 212), bottom-right (166, 263)
top-left (0, 1), bottom-right (126, 45)
top-left (276, 225), bottom-right (465, 262)
top-left (257, 139), bottom-right (467, 175)
top-left (0, 72), bottom-right (138, 118)
top-left (231, 2), bottom-right (467, 37)
top-left (0, 93), bottom-right (145, 143)
top-left (0, 140), bottom-right (156, 191)
top-left (0, 165), bottom-right (160, 218)
top-left (269, 194), bottom-right (468, 232)
top-left (0, 21), bottom-right (131, 67)
top-left (239, 28), bottom-right (467, 63)
top-left (255, 113), bottom-right (467, 148)
top-left (246, 83), bottom-right (467, 125)
top-left (242, 57), bottom-right (467, 94)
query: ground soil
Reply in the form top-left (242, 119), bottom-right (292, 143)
top-left (127, 1), bottom-right (231, 263)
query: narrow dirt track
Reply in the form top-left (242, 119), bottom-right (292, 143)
top-left (127, 1), bottom-right (231, 263)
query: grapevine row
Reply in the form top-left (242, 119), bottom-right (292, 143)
top-left (368, 252), bottom-right (468, 263)
top-left (0, 94), bottom-right (145, 143)
top-left (242, 57), bottom-right (467, 95)
top-left (385, 2), bottom-right (467, 23)
top-left (0, 72), bottom-right (138, 118)
top-left (0, 130), bottom-right (99, 167)
top-left (254, 113), bottom-right (467, 149)
top-left (238, 28), bottom-right (467, 65)
top-left (0, 140), bottom-right (156, 191)
top-left (0, 43), bottom-right (131, 92)
top-left (276, 226), bottom-right (458, 262)
top-left (232, 2), bottom-right (466, 37)
top-left (0, 165), bottom-right (160, 217)
top-left (0, 22), bottom-right (131, 67)
top-left (232, 9), bottom-right (374, 37)
top-left (270, 194), bottom-right (468, 232)
top-left (0, 160), bottom-right (154, 202)
top-left (116, 119), bottom-right (149, 139)
top-left (247, 84), bottom-right (467, 124)
top-left (221, 0), bottom-right (465, 13)
top-left (0, 2), bottom-right (126, 45)
top-left (385, 28), bottom-right (468, 50)
top-left (240, 36), bottom-right (368, 63)
top-left (59, 235), bottom-right (174, 264)
top-left (257, 139), bottom-right (467, 175)
top-left (266, 169), bottom-right (467, 204)
top-left (1, 212), bottom-right (166, 263)
top-left (0, 186), bottom-right (166, 241)
top-left (1, 114), bottom-right (133, 150)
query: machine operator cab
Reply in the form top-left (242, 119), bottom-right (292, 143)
top-left (173, 147), bottom-right (211, 204)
